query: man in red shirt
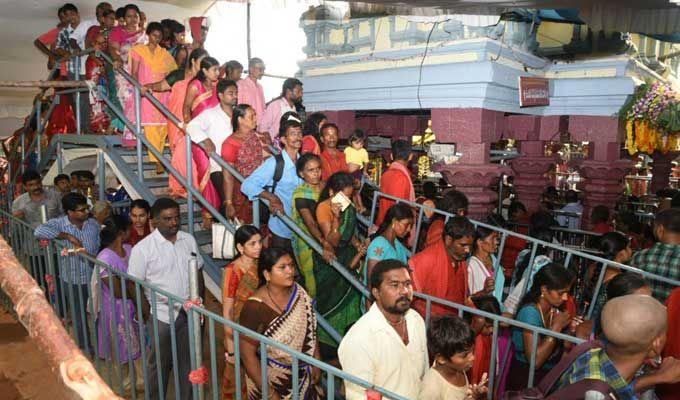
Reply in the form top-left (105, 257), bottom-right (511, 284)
top-left (423, 189), bottom-right (468, 249)
top-left (376, 139), bottom-right (414, 225)
top-left (34, 6), bottom-right (69, 70)
top-left (409, 216), bottom-right (475, 317)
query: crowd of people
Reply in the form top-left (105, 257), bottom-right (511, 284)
top-left (8, 2), bottom-right (680, 400)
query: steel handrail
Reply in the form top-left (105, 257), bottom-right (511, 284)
top-left (366, 188), bottom-right (680, 288)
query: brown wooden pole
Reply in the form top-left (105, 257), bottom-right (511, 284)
top-left (0, 235), bottom-right (122, 399)
top-left (0, 80), bottom-right (88, 88)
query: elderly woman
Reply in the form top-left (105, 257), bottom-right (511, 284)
top-left (239, 248), bottom-right (322, 399)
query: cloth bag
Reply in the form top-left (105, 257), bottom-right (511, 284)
top-left (212, 219), bottom-right (242, 259)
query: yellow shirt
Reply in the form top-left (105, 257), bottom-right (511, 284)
top-left (344, 147), bottom-right (369, 168)
top-left (338, 304), bottom-right (428, 400)
top-left (418, 367), bottom-right (469, 400)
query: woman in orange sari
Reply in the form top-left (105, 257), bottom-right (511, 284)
top-left (130, 22), bottom-right (177, 175)
top-left (221, 225), bottom-right (262, 400)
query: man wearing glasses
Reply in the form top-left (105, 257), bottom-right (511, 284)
top-left (35, 192), bottom-right (100, 354)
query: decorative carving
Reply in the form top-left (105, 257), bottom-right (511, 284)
top-left (435, 163), bottom-right (510, 218)
top-left (511, 155), bottom-right (556, 212)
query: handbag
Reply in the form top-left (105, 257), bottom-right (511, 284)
top-left (212, 218), bottom-right (242, 259)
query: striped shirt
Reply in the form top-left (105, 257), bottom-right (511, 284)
top-left (34, 216), bottom-right (101, 284)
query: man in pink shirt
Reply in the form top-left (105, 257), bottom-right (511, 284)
top-left (237, 57), bottom-right (266, 119)
top-left (260, 78), bottom-right (303, 143)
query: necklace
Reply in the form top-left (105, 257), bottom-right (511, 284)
top-left (266, 284), bottom-right (286, 314)
top-left (537, 303), bottom-right (553, 328)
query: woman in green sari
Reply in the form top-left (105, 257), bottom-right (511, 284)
top-left (291, 153), bottom-right (336, 297)
top-left (314, 172), bottom-right (368, 359)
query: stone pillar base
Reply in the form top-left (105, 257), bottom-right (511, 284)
top-left (577, 160), bottom-right (631, 226)
top-left (436, 163), bottom-right (511, 219)
top-left (511, 155), bottom-right (556, 213)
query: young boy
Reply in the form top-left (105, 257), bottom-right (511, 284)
top-left (419, 315), bottom-right (488, 400)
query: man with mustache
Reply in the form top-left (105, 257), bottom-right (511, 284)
top-left (338, 259), bottom-right (428, 400)
top-left (409, 216), bottom-right (475, 317)
top-left (12, 169), bottom-right (62, 227)
top-left (128, 197), bottom-right (204, 400)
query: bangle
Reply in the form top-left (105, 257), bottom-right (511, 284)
top-left (224, 200), bottom-right (233, 205)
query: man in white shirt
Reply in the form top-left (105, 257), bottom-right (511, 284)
top-left (259, 78), bottom-right (303, 144)
top-left (55, 3), bottom-right (97, 131)
top-left (187, 79), bottom-right (238, 207)
top-left (128, 198), bottom-right (204, 400)
top-left (338, 260), bottom-right (428, 399)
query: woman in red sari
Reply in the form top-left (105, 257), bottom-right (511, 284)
top-left (301, 112), bottom-right (326, 155)
top-left (221, 104), bottom-right (270, 224)
top-left (180, 56), bottom-right (221, 228)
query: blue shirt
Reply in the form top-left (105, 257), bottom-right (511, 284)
top-left (241, 150), bottom-right (302, 239)
top-left (556, 348), bottom-right (637, 400)
top-left (35, 215), bottom-right (101, 284)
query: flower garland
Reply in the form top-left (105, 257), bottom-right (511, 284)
top-left (620, 82), bottom-right (680, 155)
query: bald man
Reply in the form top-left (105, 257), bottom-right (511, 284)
top-left (553, 295), bottom-right (680, 399)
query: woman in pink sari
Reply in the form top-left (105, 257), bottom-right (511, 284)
top-left (172, 56), bottom-right (221, 228)
top-left (109, 4), bottom-right (146, 146)
top-left (142, 48), bottom-right (208, 197)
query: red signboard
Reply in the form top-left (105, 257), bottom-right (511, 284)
top-left (519, 77), bottom-right (550, 107)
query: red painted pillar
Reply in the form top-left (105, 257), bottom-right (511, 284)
top-left (508, 115), bottom-right (557, 212)
top-left (569, 116), bottom-right (631, 225)
top-left (321, 111), bottom-right (356, 139)
top-left (431, 108), bottom-right (510, 219)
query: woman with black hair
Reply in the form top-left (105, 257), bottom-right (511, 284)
top-left (468, 221), bottom-right (503, 301)
top-left (239, 247), bottom-right (322, 399)
top-left (221, 225), bottom-right (262, 399)
top-left (130, 21), bottom-right (177, 174)
top-left (291, 153), bottom-right (333, 297)
top-left (508, 263), bottom-right (575, 390)
top-left (301, 112), bottom-right (326, 155)
top-left (95, 214), bottom-right (143, 391)
top-left (589, 231), bottom-right (632, 321)
top-left (182, 56), bottom-right (220, 122)
top-left (314, 172), bottom-right (367, 358)
top-left (365, 203), bottom-right (413, 281)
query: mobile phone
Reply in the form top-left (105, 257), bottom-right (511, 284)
top-left (331, 191), bottom-right (351, 212)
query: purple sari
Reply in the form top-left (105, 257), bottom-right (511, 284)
top-left (97, 245), bottom-right (141, 363)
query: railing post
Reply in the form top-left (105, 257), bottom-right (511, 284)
top-left (252, 199), bottom-right (260, 229)
top-left (98, 150), bottom-right (106, 202)
top-left (35, 100), bottom-right (42, 165)
top-left (587, 262), bottom-right (608, 319)
top-left (20, 131), bottom-right (25, 175)
top-left (412, 207), bottom-right (424, 254)
top-left (188, 254), bottom-right (204, 400)
top-left (186, 133), bottom-right (195, 236)
top-left (74, 55), bottom-right (81, 135)
top-left (134, 86), bottom-right (144, 183)
top-left (56, 137), bottom-right (63, 174)
top-left (369, 190), bottom-right (379, 227)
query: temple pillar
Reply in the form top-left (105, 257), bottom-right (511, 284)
top-left (650, 151), bottom-right (676, 195)
top-left (507, 115), bottom-right (557, 212)
top-left (321, 110), bottom-right (356, 139)
top-left (432, 108), bottom-right (510, 219)
top-left (568, 116), bottom-right (631, 225)
top-left (577, 160), bottom-right (631, 225)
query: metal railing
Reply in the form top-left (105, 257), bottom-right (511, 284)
top-left (2, 209), bottom-right (409, 400)
top-left (363, 185), bottom-right (680, 312)
top-left (10, 46), bottom-right (678, 398)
